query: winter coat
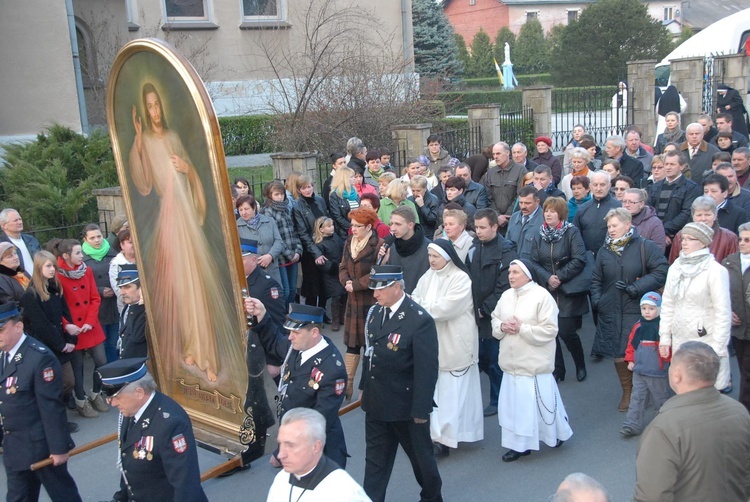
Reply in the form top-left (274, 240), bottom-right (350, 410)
top-left (0, 265), bottom-right (28, 305)
top-left (567, 193), bottom-right (591, 223)
top-left (463, 180), bottom-right (489, 210)
top-left (531, 150), bottom-right (562, 185)
top-left (260, 202), bottom-right (303, 263)
top-left (530, 225), bottom-right (590, 318)
top-left (57, 258), bottom-right (105, 351)
top-left (20, 282), bottom-right (76, 363)
top-left (237, 214), bottom-right (285, 285)
top-left (492, 281), bottom-right (559, 376)
top-left (668, 222), bottom-right (738, 264)
top-left (647, 175), bottom-right (701, 237)
top-left (573, 193), bottom-right (621, 255)
top-left (506, 206), bottom-right (544, 260)
top-left (466, 235), bottom-right (517, 339)
top-left (329, 191), bottom-right (358, 239)
top-left (717, 199), bottom-right (749, 234)
top-left (0, 232), bottom-right (41, 274)
top-left (660, 251), bottom-right (732, 357)
top-left (409, 191), bottom-right (440, 240)
top-left (422, 147), bottom-right (452, 175)
top-left (436, 194), bottom-right (476, 229)
top-left (481, 162), bottom-right (527, 215)
top-left (723, 252), bottom-right (750, 341)
top-left (631, 205), bottom-right (667, 252)
top-left (339, 231), bottom-right (383, 348)
top-left (412, 262), bottom-right (477, 371)
top-left (316, 234), bottom-right (347, 299)
top-left (654, 130), bottom-right (686, 155)
top-left (465, 153), bottom-right (490, 182)
top-left (625, 319), bottom-right (669, 378)
top-left (616, 154), bottom-right (645, 184)
top-left (378, 198), bottom-right (420, 228)
top-left (293, 194), bottom-right (328, 260)
top-left (627, 146), bottom-right (654, 176)
top-left (83, 247), bottom-right (119, 326)
top-left (387, 227), bottom-right (430, 294)
top-left (680, 140), bottom-right (720, 182)
top-left (591, 231), bottom-right (669, 358)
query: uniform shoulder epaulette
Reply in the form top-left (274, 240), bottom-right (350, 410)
top-left (408, 303), bottom-right (424, 316)
top-left (27, 340), bottom-right (48, 353)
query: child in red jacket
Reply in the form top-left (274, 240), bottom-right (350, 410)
top-left (620, 291), bottom-right (672, 436)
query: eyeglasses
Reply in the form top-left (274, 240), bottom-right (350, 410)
top-left (622, 200), bottom-right (643, 205)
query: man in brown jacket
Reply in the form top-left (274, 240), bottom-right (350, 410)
top-left (634, 341), bottom-right (750, 501)
top-left (481, 142), bottom-right (526, 228)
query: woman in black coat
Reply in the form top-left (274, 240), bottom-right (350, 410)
top-left (718, 84), bottom-right (749, 137)
top-left (20, 250), bottom-right (78, 397)
top-left (292, 174), bottom-right (329, 307)
top-left (590, 208), bottom-right (668, 411)
top-left (0, 243), bottom-right (29, 304)
top-left (531, 197), bottom-right (589, 382)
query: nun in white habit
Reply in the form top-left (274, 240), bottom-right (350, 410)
top-left (491, 258), bottom-right (573, 462)
top-left (411, 238), bottom-right (484, 457)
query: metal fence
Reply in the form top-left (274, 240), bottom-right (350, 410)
top-left (437, 125), bottom-right (483, 162)
top-left (551, 85), bottom-right (634, 152)
top-left (500, 106), bottom-right (534, 148)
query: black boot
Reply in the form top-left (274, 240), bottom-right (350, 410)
top-left (565, 333), bottom-right (587, 382)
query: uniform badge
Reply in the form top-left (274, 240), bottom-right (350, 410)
top-left (162, 412), bottom-right (170, 419)
top-left (270, 287), bottom-right (279, 300)
top-left (283, 371), bottom-right (291, 382)
top-left (172, 434), bottom-right (188, 454)
top-left (142, 418), bottom-right (150, 428)
top-left (387, 333), bottom-right (401, 351)
top-left (335, 379), bottom-right (346, 396)
top-left (42, 367), bottom-right (55, 382)
top-left (309, 367), bottom-right (324, 390)
top-left (5, 376), bottom-right (17, 394)
top-left (398, 312), bottom-right (405, 320)
top-left (134, 436), bottom-right (154, 460)
top-left (13, 353), bottom-right (22, 363)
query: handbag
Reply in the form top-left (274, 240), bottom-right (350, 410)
top-left (558, 250), bottom-right (595, 296)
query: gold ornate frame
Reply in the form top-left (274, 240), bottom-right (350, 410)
top-left (106, 38), bottom-right (249, 437)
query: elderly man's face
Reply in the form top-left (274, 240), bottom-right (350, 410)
top-left (732, 152), bottom-right (750, 175)
top-left (626, 133), bottom-right (640, 153)
top-left (604, 141), bottom-right (621, 159)
top-left (686, 126), bottom-right (703, 147)
top-left (276, 420), bottom-right (322, 476)
top-left (493, 145), bottom-right (509, 166)
top-left (590, 176), bottom-right (610, 199)
top-left (717, 168), bottom-right (738, 192)
top-left (1, 211), bottom-right (23, 236)
top-left (511, 145), bottom-right (527, 164)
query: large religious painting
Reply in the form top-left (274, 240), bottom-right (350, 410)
top-left (106, 39), bottom-right (249, 436)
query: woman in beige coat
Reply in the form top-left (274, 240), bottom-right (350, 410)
top-left (412, 239), bottom-right (483, 457)
top-left (492, 259), bottom-right (573, 462)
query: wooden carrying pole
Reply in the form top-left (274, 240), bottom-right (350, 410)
top-left (30, 433), bottom-right (118, 471)
top-left (30, 401), bottom-right (364, 477)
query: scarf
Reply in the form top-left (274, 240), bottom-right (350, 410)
top-left (632, 316), bottom-right (661, 350)
top-left (269, 199), bottom-right (290, 214)
top-left (245, 213), bottom-right (262, 230)
top-left (82, 240), bottom-right (110, 261)
top-left (540, 221), bottom-right (571, 243)
top-left (394, 224), bottom-right (426, 258)
top-left (342, 187), bottom-right (359, 202)
top-left (350, 231), bottom-right (372, 260)
top-left (672, 247), bottom-right (712, 299)
top-left (571, 165), bottom-right (589, 178)
top-left (662, 126), bottom-right (684, 144)
top-left (58, 259), bottom-right (88, 280)
top-left (604, 227), bottom-right (634, 256)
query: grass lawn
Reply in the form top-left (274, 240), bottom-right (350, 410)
top-left (227, 164), bottom-right (274, 182)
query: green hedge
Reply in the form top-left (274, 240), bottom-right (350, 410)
top-left (218, 115), bottom-right (275, 156)
top-left (437, 90), bottom-right (523, 115)
top-left (462, 73), bottom-right (554, 88)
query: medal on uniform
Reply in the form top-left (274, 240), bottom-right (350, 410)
top-left (5, 377), bottom-right (17, 394)
top-left (388, 333), bottom-right (401, 351)
top-left (309, 367), bottom-right (323, 390)
top-left (144, 436), bottom-right (154, 461)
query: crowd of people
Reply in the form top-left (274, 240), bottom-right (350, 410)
top-left (2, 120), bottom-right (750, 501)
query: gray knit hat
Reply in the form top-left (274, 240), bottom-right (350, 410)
top-left (681, 222), bottom-right (714, 247)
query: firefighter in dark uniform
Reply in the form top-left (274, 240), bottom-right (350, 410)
top-left (243, 299), bottom-right (348, 468)
top-left (0, 302), bottom-right (82, 502)
top-left (242, 238), bottom-right (287, 329)
top-left (99, 357), bottom-right (208, 502)
top-left (220, 238), bottom-right (279, 477)
top-left (116, 264), bottom-right (148, 359)
top-left (359, 265), bottom-right (442, 502)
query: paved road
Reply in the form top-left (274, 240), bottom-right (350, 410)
top-left (0, 313), bottom-right (742, 501)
